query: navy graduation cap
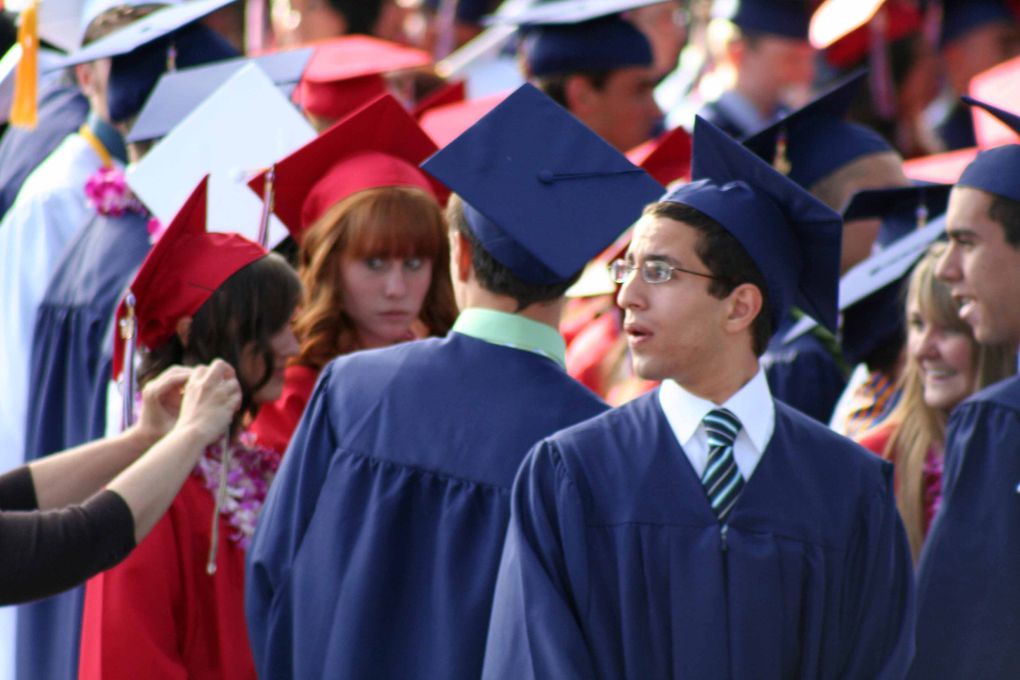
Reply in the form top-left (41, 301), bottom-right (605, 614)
top-left (664, 115), bottom-right (843, 333)
top-left (496, 0), bottom-right (658, 77)
top-left (941, 0), bottom-right (1015, 47)
top-left (843, 182), bottom-right (952, 249)
top-left (420, 83), bottom-right (664, 284)
top-left (54, 0), bottom-right (239, 124)
top-left (957, 95), bottom-right (1020, 202)
top-left (717, 0), bottom-right (813, 40)
top-left (128, 48), bottom-right (313, 143)
top-left (786, 214), bottom-right (947, 364)
top-left (742, 70), bottom-right (893, 188)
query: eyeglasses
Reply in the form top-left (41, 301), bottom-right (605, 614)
top-left (608, 258), bottom-right (719, 285)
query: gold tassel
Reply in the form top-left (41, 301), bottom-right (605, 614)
top-left (10, 0), bottom-right (39, 129)
top-left (773, 130), bottom-right (792, 176)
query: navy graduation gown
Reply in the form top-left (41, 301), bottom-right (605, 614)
top-left (0, 74), bottom-right (88, 221)
top-left (909, 375), bottom-right (1020, 679)
top-left (483, 391), bottom-right (916, 679)
top-left (246, 332), bottom-right (607, 679)
top-left (763, 314), bottom-right (847, 424)
top-left (17, 210), bottom-right (150, 680)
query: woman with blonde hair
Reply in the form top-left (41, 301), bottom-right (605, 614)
top-left (250, 94), bottom-right (457, 453)
top-left (857, 242), bottom-right (1015, 560)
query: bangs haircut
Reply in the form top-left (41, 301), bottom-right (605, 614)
top-left (295, 186), bottom-right (456, 369)
top-left (312, 186), bottom-right (447, 264)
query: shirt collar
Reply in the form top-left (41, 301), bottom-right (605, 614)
top-left (658, 366), bottom-right (775, 452)
top-left (452, 307), bottom-right (566, 368)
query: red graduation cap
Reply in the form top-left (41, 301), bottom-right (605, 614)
top-left (970, 54), bottom-right (1020, 148)
top-left (419, 91), bottom-right (508, 148)
top-left (903, 147), bottom-right (980, 184)
top-left (625, 125), bottom-right (692, 188)
top-left (293, 34), bottom-right (432, 121)
top-left (112, 176), bottom-right (267, 380)
top-left (412, 80), bottom-right (467, 120)
top-left (249, 93), bottom-right (447, 242)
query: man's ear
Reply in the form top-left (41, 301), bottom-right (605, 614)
top-left (724, 283), bottom-right (763, 336)
top-left (563, 74), bottom-right (597, 117)
top-left (175, 316), bottom-right (193, 348)
top-left (450, 229), bottom-right (473, 283)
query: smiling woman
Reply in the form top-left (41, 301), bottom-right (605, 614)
top-left (856, 243), bottom-right (1016, 561)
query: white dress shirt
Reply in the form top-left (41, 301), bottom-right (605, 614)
top-left (658, 367), bottom-right (776, 481)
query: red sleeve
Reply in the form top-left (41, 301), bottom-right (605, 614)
top-left (78, 496), bottom-right (188, 680)
top-left (249, 365), bottom-right (320, 454)
top-left (855, 422), bottom-right (897, 462)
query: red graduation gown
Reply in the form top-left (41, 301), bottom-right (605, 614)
top-left (78, 476), bottom-right (256, 680)
top-left (249, 364), bottom-right (320, 454)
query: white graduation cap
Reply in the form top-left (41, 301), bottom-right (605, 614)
top-left (486, 0), bottom-right (664, 25)
top-left (126, 47), bottom-right (312, 143)
top-left (49, 0), bottom-right (233, 69)
top-left (126, 63), bottom-right (316, 249)
top-left (783, 213), bottom-right (947, 344)
top-left (4, 0), bottom-right (86, 52)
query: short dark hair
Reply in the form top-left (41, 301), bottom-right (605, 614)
top-left (988, 192), bottom-right (1020, 247)
top-left (447, 195), bottom-right (582, 311)
top-left (532, 70), bottom-right (611, 108)
top-left (325, 0), bottom-right (383, 34)
top-left (139, 253), bottom-right (301, 431)
top-left (644, 201), bottom-right (774, 356)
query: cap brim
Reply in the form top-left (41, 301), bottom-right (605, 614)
top-left (50, 0), bottom-right (236, 69)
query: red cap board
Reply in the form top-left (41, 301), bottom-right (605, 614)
top-left (626, 125), bottom-right (692, 188)
top-left (419, 91), bottom-right (508, 148)
top-left (293, 34), bottom-right (432, 120)
top-left (112, 176), bottom-right (267, 379)
top-left (249, 93), bottom-right (446, 242)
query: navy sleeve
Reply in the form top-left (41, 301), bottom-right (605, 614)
top-left (482, 440), bottom-right (597, 680)
top-left (0, 489), bottom-right (135, 605)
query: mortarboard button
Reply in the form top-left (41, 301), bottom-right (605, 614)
top-left (665, 116), bottom-right (843, 332)
top-left (421, 82), bottom-right (663, 284)
top-left (249, 92), bottom-right (445, 243)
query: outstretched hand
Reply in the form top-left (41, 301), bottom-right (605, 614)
top-left (175, 359), bottom-right (243, 446)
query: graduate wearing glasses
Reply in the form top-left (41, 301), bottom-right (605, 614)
top-left (482, 118), bottom-right (916, 679)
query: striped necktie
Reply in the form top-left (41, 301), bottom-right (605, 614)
top-left (701, 408), bottom-right (744, 523)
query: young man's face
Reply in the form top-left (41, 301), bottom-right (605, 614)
top-left (617, 214), bottom-right (730, 383)
top-left (575, 66), bottom-right (662, 153)
top-left (937, 186), bottom-right (1020, 348)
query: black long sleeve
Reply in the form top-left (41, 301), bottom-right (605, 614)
top-left (0, 466), bottom-right (136, 605)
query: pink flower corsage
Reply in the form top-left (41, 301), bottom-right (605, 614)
top-left (194, 432), bottom-right (283, 550)
top-left (84, 167), bottom-right (145, 218)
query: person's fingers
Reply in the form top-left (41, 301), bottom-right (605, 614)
top-left (146, 365), bottom-right (193, 396)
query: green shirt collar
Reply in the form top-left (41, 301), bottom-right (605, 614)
top-left (452, 307), bottom-right (566, 368)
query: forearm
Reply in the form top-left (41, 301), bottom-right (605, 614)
top-left (29, 426), bottom-right (158, 510)
top-left (107, 425), bottom-right (211, 543)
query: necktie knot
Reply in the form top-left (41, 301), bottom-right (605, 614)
top-left (703, 408), bottom-right (742, 448)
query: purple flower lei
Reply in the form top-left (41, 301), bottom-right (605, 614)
top-left (194, 432), bottom-right (283, 550)
top-left (84, 167), bottom-right (146, 218)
